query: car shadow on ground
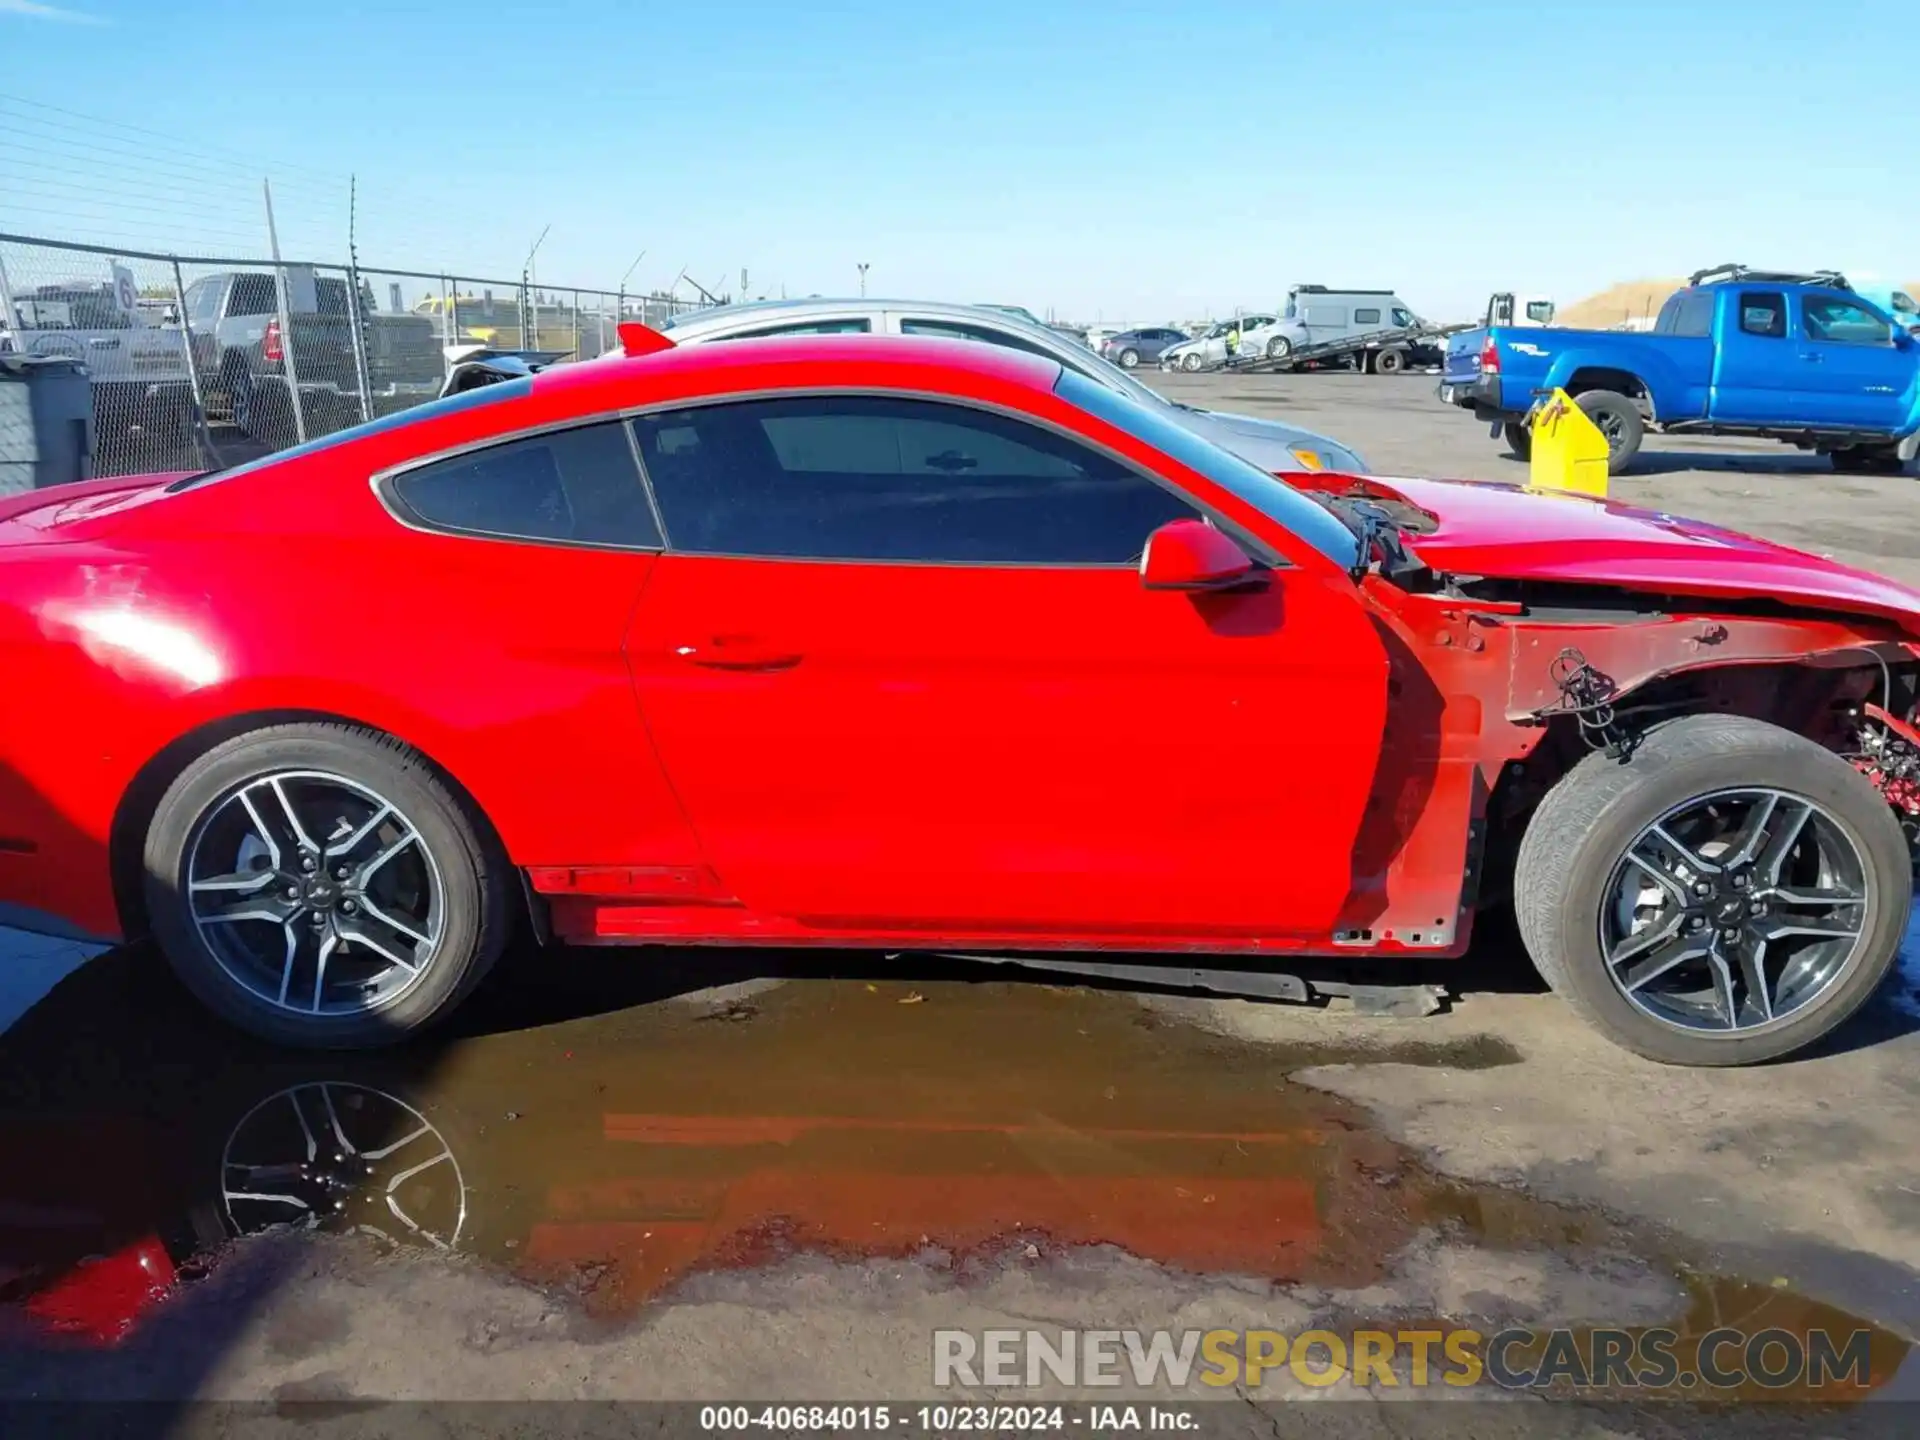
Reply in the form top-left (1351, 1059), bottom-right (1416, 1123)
top-left (445, 909), bottom-right (1557, 1043)
top-left (455, 889), bottom-right (1920, 1061)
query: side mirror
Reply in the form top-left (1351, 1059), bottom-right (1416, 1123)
top-left (1140, 518), bottom-right (1259, 592)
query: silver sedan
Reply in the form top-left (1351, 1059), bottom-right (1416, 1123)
top-left (642, 298), bottom-right (1369, 475)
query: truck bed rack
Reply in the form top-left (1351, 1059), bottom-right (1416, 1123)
top-left (1686, 263), bottom-right (1851, 290)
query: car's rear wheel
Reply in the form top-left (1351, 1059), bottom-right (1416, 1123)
top-left (1180, 352), bottom-right (1204, 372)
top-left (1374, 347), bottom-right (1407, 375)
top-left (1118, 348), bottom-right (1140, 369)
top-left (143, 723), bottom-right (511, 1049)
top-left (1265, 336), bottom-right (1292, 360)
top-left (1513, 714), bottom-right (1909, 1065)
top-left (1574, 389), bottom-right (1644, 473)
top-left (1502, 421), bottom-right (1533, 460)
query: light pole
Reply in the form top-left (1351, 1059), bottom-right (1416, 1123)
top-left (857, 262), bottom-right (869, 298)
top-left (522, 224), bottom-right (551, 348)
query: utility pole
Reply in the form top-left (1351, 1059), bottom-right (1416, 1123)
top-left (343, 175), bottom-right (373, 423)
top-left (523, 223), bottom-right (550, 350)
top-left (618, 248), bottom-right (647, 319)
top-left (857, 262), bottom-right (869, 298)
top-left (261, 177), bottom-right (307, 444)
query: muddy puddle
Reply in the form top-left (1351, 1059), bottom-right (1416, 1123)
top-left (0, 943), bottom-right (1910, 1403)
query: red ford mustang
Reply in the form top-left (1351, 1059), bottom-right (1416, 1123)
top-left (2, 331), bottom-right (1916, 1064)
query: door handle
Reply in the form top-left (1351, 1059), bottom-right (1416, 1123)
top-left (1799, 352), bottom-right (1823, 363)
top-left (673, 636), bottom-right (803, 672)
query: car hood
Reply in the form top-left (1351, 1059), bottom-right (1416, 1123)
top-left (1173, 406), bottom-right (1367, 474)
top-left (1318, 473), bottom-right (1920, 634)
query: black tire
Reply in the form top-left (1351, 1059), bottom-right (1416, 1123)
top-left (1375, 347), bottom-right (1407, 375)
top-left (238, 374), bottom-right (296, 448)
top-left (1265, 336), bottom-right (1292, 361)
top-left (1180, 352), bottom-right (1204, 372)
top-left (143, 723), bottom-right (511, 1050)
top-left (1573, 390), bottom-right (1645, 474)
top-left (1831, 446), bottom-right (1906, 476)
top-left (1118, 348), bottom-right (1140, 369)
top-left (1502, 421), bottom-right (1533, 460)
top-left (1512, 714), bottom-right (1910, 1066)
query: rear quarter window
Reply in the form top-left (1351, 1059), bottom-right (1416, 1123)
top-left (387, 421), bottom-right (661, 548)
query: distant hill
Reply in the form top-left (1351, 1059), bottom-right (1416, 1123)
top-left (1559, 277), bottom-right (1920, 330)
top-left (1558, 280), bottom-right (1684, 329)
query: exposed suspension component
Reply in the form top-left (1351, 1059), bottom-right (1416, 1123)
top-left (1852, 702), bottom-right (1920, 854)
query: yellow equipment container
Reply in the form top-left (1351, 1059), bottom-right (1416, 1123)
top-left (1526, 389), bottom-right (1610, 498)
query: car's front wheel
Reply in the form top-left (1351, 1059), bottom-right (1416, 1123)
top-left (144, 723), bottom-right (511, 1049)
top-left (1180, 352), bottom-right (1204, 372)
top-left (1513, 714), bottom-right (1909, 1066)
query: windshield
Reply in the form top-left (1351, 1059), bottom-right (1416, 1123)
top-left (1054, 370), bottom-right (1360, 570)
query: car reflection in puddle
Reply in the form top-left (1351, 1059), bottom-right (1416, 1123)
top-left (0, 943), bottom-right (1909, 1404)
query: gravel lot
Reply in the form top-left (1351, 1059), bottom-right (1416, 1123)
top-left (2, 371), bottom-right (1918, 1421)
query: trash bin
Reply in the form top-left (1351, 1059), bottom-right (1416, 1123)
top-left (0, 353), bottom-right (95, 496)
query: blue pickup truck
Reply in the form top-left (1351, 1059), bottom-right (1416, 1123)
top-left (1440, 266), bottom-right (1920, 475)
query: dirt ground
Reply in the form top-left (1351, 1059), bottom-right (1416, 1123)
top-left (2, 371), bottom-right (1917, 1428)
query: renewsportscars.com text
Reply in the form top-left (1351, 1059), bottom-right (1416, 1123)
top-left (932, 1325), bottom-right (1876, 1392)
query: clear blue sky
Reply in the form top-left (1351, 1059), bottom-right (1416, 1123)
top-left (2, 0), bottom-right (1914, 321)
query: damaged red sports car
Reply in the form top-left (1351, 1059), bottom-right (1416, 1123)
top-left (1, 332), bottom-right (1916, 1064)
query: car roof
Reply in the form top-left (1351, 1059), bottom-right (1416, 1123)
top-left (547, 331), bottom-right (1060, 397)
top-left (664, 297), bottom-right (1051, 334)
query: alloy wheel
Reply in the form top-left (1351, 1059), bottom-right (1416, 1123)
top-left (1599, 788), bottom-right (1871, 1034)
top-left (185, 770), bottom-right (446, 1017)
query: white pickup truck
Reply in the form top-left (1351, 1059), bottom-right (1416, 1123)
top-left (0, 269), bottom-right (196, 446)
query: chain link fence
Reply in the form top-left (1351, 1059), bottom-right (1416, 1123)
top-left (1, 232), bottom-right (719, 479)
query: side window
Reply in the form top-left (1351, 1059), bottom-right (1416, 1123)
top-left (1522, 301), bottom-right (1554, 324)
top-left (387, 421), bottom-right (662, 548)
top-left (226, 274), bottom-right (278, 318)
top-left (1801, 295), bottom-right (1890, 346)
top-left (1352, 308), bottom-right (1382, 325)
top-left (711, 318), bottom-right (872, 340)
top-left (1392, 307), bottom-right (1417, 326)
top-left (1661, 291), bottom-right (1713, 338)
top-left (1737, 292), bottom-right (1786, 339)
top-left (186, 279), bottom-right (223, 328)
top-left (630, 394), bottom-right (1198, 565)
top-left (898, 317), bottom-right (1054, 359)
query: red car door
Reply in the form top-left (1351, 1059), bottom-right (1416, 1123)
top-left (624, 393), bottom-right (1389, 938)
